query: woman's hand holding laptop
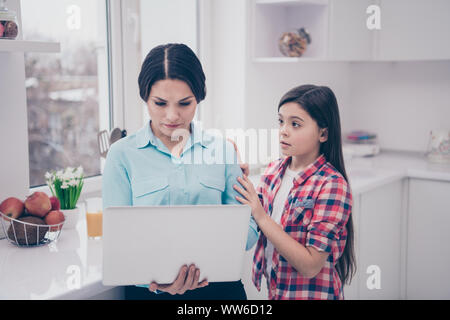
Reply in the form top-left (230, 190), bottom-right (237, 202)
top-left (148, 264), bottom-right (209, 295)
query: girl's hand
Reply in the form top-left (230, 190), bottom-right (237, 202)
top-left (233, 175), bottom-right (265, 222)
top-left (227, 138), bottom-right (249, 176)
top-left (149, 264), bottom-right (208, 295)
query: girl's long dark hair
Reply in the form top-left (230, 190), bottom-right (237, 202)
top-left (278, 84), bottom-right (356, 285)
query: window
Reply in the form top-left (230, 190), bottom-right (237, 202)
top-left (21, 0), bottom-right (111, 187)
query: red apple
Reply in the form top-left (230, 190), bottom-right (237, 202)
top-left (49, 196), bottom-right (60, 211)
top-left (24, 192), bottom-right (52, 218)
top-left (44, 210), bottom-right (65, 231)
top-left (0, 197), bottom-right (24, 221)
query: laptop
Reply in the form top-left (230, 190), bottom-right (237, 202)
top-left (102, 204), bottom-right (251, 286)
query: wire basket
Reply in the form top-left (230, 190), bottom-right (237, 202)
top-left (0, 211), bottom-right (64, 247)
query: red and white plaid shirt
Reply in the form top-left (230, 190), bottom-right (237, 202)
top-left (252, 154), bottom-right (352, 300)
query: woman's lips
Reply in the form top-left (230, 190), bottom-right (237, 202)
top-left (164, 124), bottom-right (181, 128)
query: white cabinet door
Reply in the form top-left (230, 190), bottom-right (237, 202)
top-left (343, 193), bottom-right (361, 299)
top-left (378, 0), bottom-right (450, 60)
top-left (328, 0), bottom-right (374, 60)
top-left (407, 179), bottom-right (450, 299)
top-left (358, 180), bottom-right (403, 299)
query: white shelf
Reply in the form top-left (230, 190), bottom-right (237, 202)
top-left (0, 40), bottom-right (60, 53)
top-left (256, 0), bottom-right (328, 6)
top-left (253, 57), bottom-right (329, 63)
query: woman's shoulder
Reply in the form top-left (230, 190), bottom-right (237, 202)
top-left (105, 133), bottom-right (138, 160)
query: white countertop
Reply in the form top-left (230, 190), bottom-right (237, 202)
top-left (249, 150), bottom-right (450, 195)
top-left (0, 203), bottom-right (113, 300)
top-left (1, 150), bottom-right (449, 300)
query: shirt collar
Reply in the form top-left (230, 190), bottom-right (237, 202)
top-left (279, 153), bottom-right (327, 186)
top-left (136, 120), bottom-right (212, 149)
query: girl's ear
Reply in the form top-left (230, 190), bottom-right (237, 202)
top-left (319, 128), bottom-right (328, 143)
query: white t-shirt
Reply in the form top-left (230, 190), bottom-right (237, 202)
top-left (265, 167), bottom-right (300, 277)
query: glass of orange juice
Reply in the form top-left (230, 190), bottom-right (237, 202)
top-left (85, 197), bottom-right (102, 239)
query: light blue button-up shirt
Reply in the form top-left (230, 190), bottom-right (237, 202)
top-left (102, 120), bottom-right (258, 253)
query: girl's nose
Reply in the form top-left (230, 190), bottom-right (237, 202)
top-left (280, 125), bottom-right (288, 137)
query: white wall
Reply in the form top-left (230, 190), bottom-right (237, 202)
top-left (139, 0), bottom-right (198, 127)
top-left (347, 61), bottom-right (450, 152)
top-left (0, 0), bottom-right (30, 202)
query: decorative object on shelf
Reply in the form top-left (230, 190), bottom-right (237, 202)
top-left (0, 0), bottom-right (18, 39)
top-left (97, 127), bottom-right (127, 158)
top-left (45, 166), bottom-right (84, 229)
top-left (278, 27), bottom-right (311, 57)
top-left (426, 130), bottom-right (450, 164)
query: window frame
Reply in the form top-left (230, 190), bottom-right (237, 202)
top-left (28, 0), bottom-right (138, 200)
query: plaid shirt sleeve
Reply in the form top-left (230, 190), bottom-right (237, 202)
top-left (306, 177), bottom-right (352, 260)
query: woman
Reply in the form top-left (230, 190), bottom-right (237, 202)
top-left (102, 43), bottom-right (258, 300)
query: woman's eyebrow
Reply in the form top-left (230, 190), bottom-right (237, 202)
top-left (151, 96), bottom-right (194, 102)
top-left (151, 96), bottom-right (167, 101)
top-left (179, 96), bottom-right (195, 102)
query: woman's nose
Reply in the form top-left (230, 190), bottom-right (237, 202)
top-left (165, 105), bottom-right (180, 122)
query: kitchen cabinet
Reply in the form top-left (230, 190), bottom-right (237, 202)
top-left (378, 0), bottom-right (450, 61)
top-left (355, 180), bottom-right (403, 299)
top-left (343, 193), bottom-right (360, 299)
top-left (406, 179), bottom-right (450, 299)
top-left (328, 0), bottom-right (374, 61)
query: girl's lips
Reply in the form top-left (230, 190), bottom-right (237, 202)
top-left (280, 141), bottom-right (290, 149)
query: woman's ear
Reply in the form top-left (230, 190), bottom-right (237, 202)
top-left (319, 128), bottom-right (328, 143)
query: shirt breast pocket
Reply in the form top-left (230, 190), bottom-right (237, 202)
top-left (131, 176), bottom-right (169, 205)
top-left (291, 198), bottom-right (315, 225)
top-left (198, 175), bottom-right (225, 192)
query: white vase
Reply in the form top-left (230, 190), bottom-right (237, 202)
top-left (61, 206), bottom-right (80, 229)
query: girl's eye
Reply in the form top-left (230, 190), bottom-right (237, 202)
top-left (179, 102), bottom-right (191, 107)
top-left (292, 122), bottom-right (300, 127)
top-left (155, 101), bottom-right (166, 106)
top-left (278, 119), bottom-right (283, 124)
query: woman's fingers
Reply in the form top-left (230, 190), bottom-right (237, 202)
top-left (198, 278), bottom-right (209, 288)
top-left (149, 282), bottom-right (158, 292)
top-left (183, 265), bottom-right (196, 292)
top-left (150, 265), bottom-right (208, 295)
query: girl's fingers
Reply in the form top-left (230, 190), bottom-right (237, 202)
top-left (235, 195), bottom-right (247, 204)
top-left (233, 184), bottom-right (249, 198)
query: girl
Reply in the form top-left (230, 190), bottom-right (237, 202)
top-left (234, 84), bottom-right (355, 300)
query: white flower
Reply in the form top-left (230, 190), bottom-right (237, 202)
top-left (56, 170), bottom-right (64, 180)
top-left (75, 166), bottom-right (84, 178)
top-left (68, 179), bottom-right (79, 187)
top-left (62, 171), bottom-right (75, 182)
top-left (45, 172), bottom-right (52, 180)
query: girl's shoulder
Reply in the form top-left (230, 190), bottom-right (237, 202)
top-left (316, 162), bottom-right (352, 197)
top-left (261, 157), bottom-right (285, 176)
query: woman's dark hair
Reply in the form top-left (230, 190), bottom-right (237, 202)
top-left (138, 43), bottom-right (206, 103)
top-left (278, 84), bottom-right (356, 285)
